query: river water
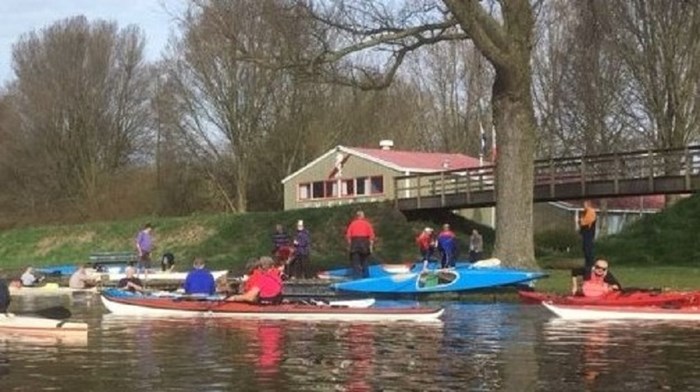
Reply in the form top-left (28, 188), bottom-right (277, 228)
top-left (2, 294), bottom-right (700, 391)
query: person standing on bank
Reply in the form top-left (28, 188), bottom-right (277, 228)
top-left (289, 220), bottom-right (311, 279)
top-left (469, 229), bottom-right (484, 263)
top-left (271, 223), bottom-right (291, 260)
top-left (416, 227), bottom-right (435, 270)
top-left (436, 224), bottom-right (458, 268)
top-left (579, 200), bottom-right (597, 270)
top-left (135, 223), bottom-right (155, 279)
top-left (345, 210), bottom-right (376, 279)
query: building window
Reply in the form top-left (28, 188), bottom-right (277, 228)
top-left (370, 176), bottom-right (384, 194)
top-left (356, 177), bottom-right (367, 195)
top-left (325, 181), bottom-right (338, 198)
top-left (298, 184), bottom-right (310, 200)
top-left (312, 181), bottom-right (325, 199)
top-left (342, 179), bottom-right (354, 196)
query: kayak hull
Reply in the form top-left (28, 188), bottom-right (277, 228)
top-left (10, 285), bottom-right (97, 297)
top-left (317, 258), bottom-right (502, 280)
top-left (543, 302), bottom-right (700, 321)
top-left (0, 314), bottom-right (88, 338)
top-left (332, 265), bottom-right (546, 294)
top-left (100, 292), bottom-right (443, 322)
top-left (519, 290), bottom-right (698, 307)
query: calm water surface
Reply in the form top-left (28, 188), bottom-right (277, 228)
top-left (2, 294), bottom-right (700, 391)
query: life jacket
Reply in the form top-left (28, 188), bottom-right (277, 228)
top-left (582, 274), bottom-right (610, 297)
top-left (256, 269), bottom-right (283, 301)
top-left (416, 233), bottom-right (433, 251)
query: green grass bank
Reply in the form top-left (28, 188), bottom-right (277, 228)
top-left (1, 195), bottom-right (699, 292)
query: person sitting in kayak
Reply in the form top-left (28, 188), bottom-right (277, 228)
top-left (416, 227), bottom-right (436, 270)
top-left (227, 256), bottom-right (283, 304)
top-left (20, 267), bottom-right (44, 287)
top-left (183, 257), bottom-right (216, 295)
top-left (117, 267), bottom-right (145, 293)
top-left (69, 264), bottom-right (98, 289)
top-left (580, 259), bottom-right (622, 297)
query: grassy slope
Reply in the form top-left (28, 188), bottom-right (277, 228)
top-left (2, 196), bottom-right (700, 292)
top-left (0, 202), bottom-right (493, 276)
top-left (596, 194), bottom-right (700, 265)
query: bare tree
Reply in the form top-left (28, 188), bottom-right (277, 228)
top-left (534, 0), bottom-right (636, 158)
top-left (612, 0), bottom-right (700, 151)
top-left (291, 0), bottom-right (540, 267)
top-left (165, 0), bottom-right (313, 212)
top-left (9, 16), bottom-right (152, 217)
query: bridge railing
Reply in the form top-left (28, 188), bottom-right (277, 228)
top-left (394, 145), bottom-right (700, 207)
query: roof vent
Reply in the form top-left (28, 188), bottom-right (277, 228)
top-left (379, 140), bottom-right (394, 150)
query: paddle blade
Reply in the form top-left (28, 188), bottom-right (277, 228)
top-left (32, 306), bottom-right (72, 320)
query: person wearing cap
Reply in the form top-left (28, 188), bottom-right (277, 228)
top-left (416, 227), bottom-right (436, 270)
top-left (183, 257), bottom-right (216, 295)
top-left (437, 224), bottom-right (458, 268)
top-left (345, 210), bottom-right (376, 279)
top-left (227, 256), bottom-right (283, 304)
top-left (288, 220), bottom-right (311, 279)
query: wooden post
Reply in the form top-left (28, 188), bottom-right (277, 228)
top-left (648, 150), bottom-right (654, 192)
top-left (613, 152), bottom-right (619, 194)
top-left (416, 175), bottom-right (422, 209)
top-left (685, 146), bottom-right (691, 190)
top-left (465, 170), bottom-right (471, 204)
top-left (549, 159), bottom-right (555, 199)
top-left (440, 171), bottom-right (446, 206)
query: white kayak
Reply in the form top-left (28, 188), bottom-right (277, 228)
top-left (100, 269), bottom-right (229, 282)
top-left (100, 291), bottom-right (443, 322)
top-left (543, 302), bottom-right (700, 321)
top-left (0, 313), bottom-right (88, 338)
top-left (10, 284), bottom-right (97, 297)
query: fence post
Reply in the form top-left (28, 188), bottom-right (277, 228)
top-left (685, 146), bottom-right (691, 190)
top-left (440, 171), bottom-right (446, 206)
top-left (648, 150), bottom-right (654, 192)
top-left (613, 152), bottom-right (619, 194)
top-left (416, 175), bottom-right (422, 209)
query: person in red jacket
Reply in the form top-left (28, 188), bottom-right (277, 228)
top-left (345, 210), bottom-right (376, 278)
top-left (416, 227), bottom-right (435, 270)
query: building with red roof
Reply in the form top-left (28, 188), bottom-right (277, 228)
top-left (281, 142), bottom-right (485, 210)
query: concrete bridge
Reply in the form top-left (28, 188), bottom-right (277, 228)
top-left (393, 146), bottom-right (700, 210)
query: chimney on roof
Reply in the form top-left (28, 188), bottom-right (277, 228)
top-left (379, 140), bottom-right (394, 150)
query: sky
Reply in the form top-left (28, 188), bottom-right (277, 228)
top-left (0, 0), bottom-right (187, 84)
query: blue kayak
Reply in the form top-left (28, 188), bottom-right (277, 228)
top-left (317, 258), bottom-right (502, 280)
top-left (330, 264), bottom-right (547, 294)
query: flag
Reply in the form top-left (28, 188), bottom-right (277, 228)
top-left (491, 124), bottom-right (497, 162)
top-left (328, 153), bottom-right (350, 179)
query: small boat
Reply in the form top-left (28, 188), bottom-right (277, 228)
top-left (100, 290), bottom-right (443, 322)
top-left (519, 290), bottom-right (698, 307)
top-left (542, 302), bottom-right (700, 321)
top-left (0, 313), bottom-right (88, 338)
top-left (317, 258), bottom-right (502, 280)
top-left (9, 283), bottom-right (98, 297)
top-left (36, 261), bottom-right (128, 276)
top-left (331, 264), bottom-right (546, 294)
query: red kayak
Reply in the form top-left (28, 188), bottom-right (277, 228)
top-left (518, 290), bottom-right (700, 307)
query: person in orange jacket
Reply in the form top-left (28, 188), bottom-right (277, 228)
top-left (579, 200), bottom-right (597, 270)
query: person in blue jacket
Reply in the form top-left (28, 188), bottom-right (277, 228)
top-left (183, 257), bottom-right (216, 295)
top-left (288, 220), bottom-right (311, 279)
top-left (436, 224), bottom-right (458, 268)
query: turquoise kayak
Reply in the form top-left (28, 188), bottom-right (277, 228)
top-left (331, 264), bottom-right (547, 294)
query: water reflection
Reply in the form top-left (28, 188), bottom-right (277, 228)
top-left (5, 297), bottom-right (700, 391)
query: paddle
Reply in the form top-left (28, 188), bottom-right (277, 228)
top-left (24, 306), bottom-right (72, 320)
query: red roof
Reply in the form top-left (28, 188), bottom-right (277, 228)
top-left (351, 147), bottom-right (483, 171)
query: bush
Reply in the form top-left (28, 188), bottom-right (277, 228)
top-left (535, 229), bottom-right (580, 255)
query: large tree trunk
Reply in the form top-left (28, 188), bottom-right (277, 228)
top-left (492, 66), bottom-right (537, 268)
